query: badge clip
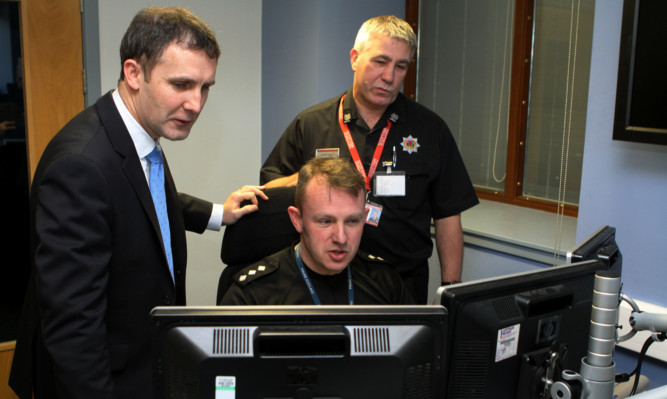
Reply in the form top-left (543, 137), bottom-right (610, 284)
top-left (382, 146), bottom-right (398, 173)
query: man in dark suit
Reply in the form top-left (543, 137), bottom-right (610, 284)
top-left (9, 7), bottom-right (266, 399)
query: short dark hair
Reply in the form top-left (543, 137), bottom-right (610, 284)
top-left (119, 6), bottom-right (220, 81)
top-left (295, 158), bottom-right (366, 209)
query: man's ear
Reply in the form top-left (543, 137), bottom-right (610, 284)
top-left (350, 48), bottom-right (359, 72)
top-left (287, 206), bottom-right (303, 233)
top-left (123, 59), bottom-right (144, 91)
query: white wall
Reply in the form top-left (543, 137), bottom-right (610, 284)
top-left (577, 3), bottom-right (667, 385)
top-left (261, 0), bottom-right (406, 160)
top-left (98, 1), bottom-right (263, 305)
top-left (578, 0), bottom-right (667, 307)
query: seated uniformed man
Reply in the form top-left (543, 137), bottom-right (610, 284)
top-left (220, 157), bottom-right (414, 305)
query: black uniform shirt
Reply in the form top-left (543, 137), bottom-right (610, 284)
top-left (220, 246), bottom-right (414, 305)
top-left (260, 87), bottom-right (479, 274)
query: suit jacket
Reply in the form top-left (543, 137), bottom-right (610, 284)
top-left (9, 91), bottom-right (213, 399)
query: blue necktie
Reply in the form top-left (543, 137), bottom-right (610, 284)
top-left (147, 145), bottom-right (174, 280)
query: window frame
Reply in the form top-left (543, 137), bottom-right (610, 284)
top-left (405, 0), bottom-right (578, 217)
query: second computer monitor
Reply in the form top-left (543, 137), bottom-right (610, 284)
top-left (437, 259), bottom-right (611, 399)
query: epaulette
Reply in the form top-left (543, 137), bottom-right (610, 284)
top-left (357, 250), bottom-right (388, 264)
top-left (234, 261), bottom-right (279, 287)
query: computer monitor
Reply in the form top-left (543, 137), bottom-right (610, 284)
top-left (567, 225), bottom-right (622, 275)
top-left (436, 259), bottom-right (611, 399)
top-left (151, 305), bottom-right (447, 399)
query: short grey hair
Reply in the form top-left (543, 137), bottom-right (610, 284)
top-left (353, 15), bottom-right (417, 57)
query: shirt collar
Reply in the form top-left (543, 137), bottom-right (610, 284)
top-left (342, 87), bottom-right (357, 120)
top-left (112, 89), bottom-right (158, 159)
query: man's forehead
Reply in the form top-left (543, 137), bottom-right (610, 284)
top-left (365, 34), bottom-right (412, 59)
top-left (302, 181), bottom-right (364, 209)
top-left (151, 44), bottom-right (217, 79)
top-left (156, 42), bottom-right (218, 63)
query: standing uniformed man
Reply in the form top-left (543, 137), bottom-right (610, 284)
top-left (259, 15), bottom-right (478, 303)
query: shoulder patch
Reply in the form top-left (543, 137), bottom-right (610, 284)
top-left (234, 261), bottom-right (279, 287)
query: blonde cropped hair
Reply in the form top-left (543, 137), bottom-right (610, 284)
top-left (295, 158), bottom-right (365, 209)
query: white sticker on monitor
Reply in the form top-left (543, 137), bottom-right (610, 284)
top-left (495, 324), bottom-right (520, 362)
top-left (215, 376), bottom-right (236, 399)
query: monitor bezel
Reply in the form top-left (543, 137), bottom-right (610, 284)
top-left (151, 305), bottom-right (448, 399)
top-left (566, 225), bottom-right (616, 264)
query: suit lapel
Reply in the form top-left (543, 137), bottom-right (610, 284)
top-left (95, 92), bottom-right (176, 282)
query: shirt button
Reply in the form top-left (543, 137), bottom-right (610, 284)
top-left (163, 295), bottom-right (173, 305)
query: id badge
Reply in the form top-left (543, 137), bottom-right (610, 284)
top-left (365, 202), bottom-right (383, 226)
top-left (373, 171), bottom-right (406, 197)
top-left (315, 148), bottom-right (340, 159)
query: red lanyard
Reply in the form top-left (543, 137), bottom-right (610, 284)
top-left (338, 94), bottom-right (392, 191)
